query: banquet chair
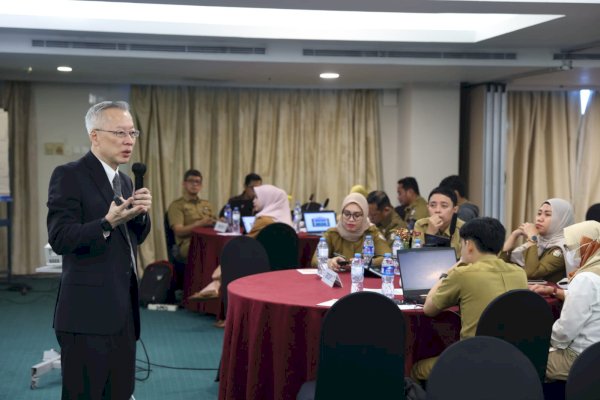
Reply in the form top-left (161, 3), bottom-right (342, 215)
top-left (220, 236), bottom-right (270, 313)
top-left (298, 291), bottom-right (407, 400)
top-left (256, 222), bottom-right (299, 270)
top-left (566, 341), bottom-right (600, 400)
top-left (164, 212), bottom-right (185, 292)
top-left (216, 236), bottom-right (270, 382)
top-left (476, 289), bottom-right (554, 382)
top-left (427, 336), bottom-right (544, 400)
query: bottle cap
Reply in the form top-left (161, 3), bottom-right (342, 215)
top-left (354, 253), bottom-right (361, 257)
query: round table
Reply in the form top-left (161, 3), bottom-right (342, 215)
top-left (218, 269), bottom-right (461, 400)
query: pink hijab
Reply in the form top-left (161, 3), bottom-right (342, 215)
top-left (254, 184), bottom-right (293, 227)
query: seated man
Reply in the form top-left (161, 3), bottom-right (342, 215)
top-left (219, 172), bottom-right (262, 217)
top-left (397, 177), bottom-right (428, 230)
top-left (367, 190), bottom-right (406, 245)
top-left (167, 169), bottom-right (217, 262)
top-left (412, 186), bottom-right (464, 258)
top-left (412, 217), bottom-right (528, 381)
top-left (439, 175), bottom-right (479, 222)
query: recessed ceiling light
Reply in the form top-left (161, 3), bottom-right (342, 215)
top-left (57, 66), bottom-right (72, 72)
top-left (320, 72), bottom-right (340, 79)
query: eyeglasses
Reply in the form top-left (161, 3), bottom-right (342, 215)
top-left (185, 179), bottom-right (202, 185)
top-left (95, 129), bottom-right (141, 139)
top-left (342, 211), bottom-right (364, 221)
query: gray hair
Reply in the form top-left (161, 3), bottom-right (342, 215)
top-left (84, 101), bottom-right (130, 135)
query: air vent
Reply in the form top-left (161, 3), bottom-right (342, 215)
top-left (303, 49), bottom-right (516, 60)
top-left (32, 39), bottom-right (266, 55)
top-left (554, 53), bottom-right (600, 60)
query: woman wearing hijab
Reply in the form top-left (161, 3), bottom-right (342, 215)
top-left (246, 184), bottom-right (292, 237)
top-left (311, 193), bottom-right (390, 271)
top-left (530, 220), bottom-right (600, 380)
top-left (189, 184), bottom-right (292, 304)
top-left (501, 198), bottom-right (574, 283)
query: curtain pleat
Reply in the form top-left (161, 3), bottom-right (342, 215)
top-left (129, 86), bottom-right (381, 267)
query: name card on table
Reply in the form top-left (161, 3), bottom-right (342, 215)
top-left (214, 221), bottom-right (228, 233)
top-left (321, 269), bottom-right (343, 288)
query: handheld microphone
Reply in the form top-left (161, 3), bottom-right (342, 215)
top-left (132, 163), bottom-right (147, 190)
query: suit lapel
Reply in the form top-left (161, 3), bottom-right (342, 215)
top-left (83, 151), bottom-right (131, 243)
top-left (83, 151), bottom-right (114, 207)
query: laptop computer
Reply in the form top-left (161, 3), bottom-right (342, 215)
top-left (242, 216), bottom-right (256, 234)
top-left (303, 211), bottom-right (336, 235)
top-left (397, 247), bottom-right (457, 304)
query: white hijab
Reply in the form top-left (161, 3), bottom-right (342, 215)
top-left (511, 198), bottom-right (574, 266)
top-left (254, 184), bottom-right (293, 227)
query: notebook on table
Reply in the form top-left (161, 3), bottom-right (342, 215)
top-left (303, 211), bottom-right (336, 235)
top-left (397, 247), bottom-right (457, 304)
top-left (242, 216), bottom-right (256, 234)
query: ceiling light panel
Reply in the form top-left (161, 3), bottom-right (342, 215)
top-left (0, 1), bottom-right (563, 43)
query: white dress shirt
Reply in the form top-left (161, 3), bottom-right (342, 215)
top-left (551, 271), bottom-right (600, 354)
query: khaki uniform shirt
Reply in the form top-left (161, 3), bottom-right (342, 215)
top-left (432, 254), bottom-right (528, 339)
top-left (403, 196), bottom-right (429, 229)
top-left (311, 225), bottom-right (391, 268)
top-left (413, 217), bottom-right (465, 259)
top-left (376, 211), bottom-right (407, 246)
top-left (167, 197), bottom-right (216, 259)
top-left (500, 245), bottom-right (566, 283)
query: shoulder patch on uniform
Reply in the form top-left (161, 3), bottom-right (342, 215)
top-left (552, 249), bottom-right (562, 257)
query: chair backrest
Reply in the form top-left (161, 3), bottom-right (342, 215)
top-left (476, 289), bottom-right (554, 382)
top-left (255, 222), bottom-right (299, 270)
top-left (566, 341), bottom-right (600, 400)
top-left (427, 336), bottom-right (544, 400)
top-left (220, 236), bottom-right (270, 312)
top-left (314, 292), bottom-right (406, 400)
top-left (301, 201), bottom-right (322, 213)
top-left (164, 212), bottom-right (178, 264)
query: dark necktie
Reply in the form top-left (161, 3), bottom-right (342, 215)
top-left (113, 173), bottom-right (137, 277)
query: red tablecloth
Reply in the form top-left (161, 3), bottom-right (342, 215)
top-left (183, 228), bottom-right (319, 315)
top-left (218, 270), bottom-right (462, 400)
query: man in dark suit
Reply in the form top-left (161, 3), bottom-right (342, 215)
top-left (47, 101), bottom-right (152, 399)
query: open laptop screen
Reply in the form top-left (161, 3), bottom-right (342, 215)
top-left (242, 216), bottom-right (256, 234)
top-left (303, 211), bottom-right (336, 234)
top-left (398, 247), bottom-right (457, 301)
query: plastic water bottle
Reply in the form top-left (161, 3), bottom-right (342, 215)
top-left (223, 203), bottom-right (232, 232)
top-left (316, 237), bottom-right (329, 277)
top-left (351, 253), bottom-right (364, 293)
top-left (362, 234), bottom-right (374, 267)
top-left (392, 235), bottom-right (403, 275)
top-left (381, 253), bottom-right (395, 299)
top-left (293, 201), bottom-right (302, 232)
top-left (413, 238), bottom-right (422, 249)
top-left (232, 207), bottom-right (241, 234)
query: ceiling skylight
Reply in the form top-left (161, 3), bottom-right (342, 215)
top-left (0, 1), bottom-right (563, 43)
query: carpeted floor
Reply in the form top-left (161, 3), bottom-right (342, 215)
top-left (0, 276), bottom-right (223, 400)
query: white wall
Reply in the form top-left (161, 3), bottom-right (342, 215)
top-left (379, 85), bottom-right (461, 206)
top-left (33, 83), bottom-right (130, 263)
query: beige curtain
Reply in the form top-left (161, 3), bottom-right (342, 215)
top-left (574, 91), bottom-right (600, 221)
top-left (0, 82), bottom-right (40, 275)
top-left (129, 86), bottom-right (381, 266)
top-left (505, 91), bottom-right (580, 231)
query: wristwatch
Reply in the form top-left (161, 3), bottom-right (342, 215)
top-left (100, 218), bottom-right (114, 232)
top-left (529, 235), bottom-right (538, 244)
